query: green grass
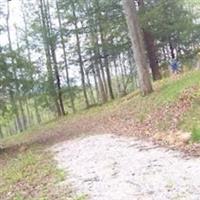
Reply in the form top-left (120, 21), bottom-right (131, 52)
top-left (151, 71), bottom-right (200, 104)
top-left (191, 127), bottom-right (200, 142)
top-left (0, 147), bottom-right (74, 200)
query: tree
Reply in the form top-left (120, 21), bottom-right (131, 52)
top-left (122, 0), bottom-right (153, 96)
top-left (139, 0), bottom-right (196, 60)
top-left (56, 0), bottom-right (76, 113)
top-left (138, 0), bottom-right (161, 81)
top-left (39, 0), bottom-right (65, 116)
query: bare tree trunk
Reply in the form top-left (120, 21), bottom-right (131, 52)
top-left (119, 54), bottom-right (127, 96)
top-left (50, 46), bottom-right (66, 116)
top-left (56, 0), bottom-right (75, 113)
top-left (113, 57), bottom-right (121, 96)
top-left (99, 33), bottom-right (114, 100)
top-left (45, 0), bottom-right (65, 116)
top-left (94, 57), bottom-right (107, 104)
top-left (122, 0), bottom-right (153, 96)
top-left (71, 2), bottom-right (89, 108)
top-left (39, 0), bottom-right (61, 116)
top-left (18, 98), bottom-right (27, 130)
top-left (92, 67), bottom-right (100, 103)
top-left (143, 31), bottom-right (161, 81)
top-left (95, 0), bottom-right (114, 100)
top-left (21, 0), bottom-right (42, 124)
top-left (6, 1), bottom-right (23, 132)
top-left (169, 39), bottom-right (175, 59)
top-left (15, 25), bottom-right (28, 130)
top-left (86, 71), bottom-right (96, 105)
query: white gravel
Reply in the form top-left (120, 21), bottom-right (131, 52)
top-left (51, 134), bottom-right (200, 200)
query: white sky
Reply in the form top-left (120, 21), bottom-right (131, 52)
top-left (0, 0), bottom-right (23, 48)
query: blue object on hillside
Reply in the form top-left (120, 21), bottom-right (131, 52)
top-left (170, 59), bottom-right (181, 73)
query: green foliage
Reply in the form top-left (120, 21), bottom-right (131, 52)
top-left (139, 0), bottom-right (198, 57)
top-left (191, 127), bottom-right (200, 142)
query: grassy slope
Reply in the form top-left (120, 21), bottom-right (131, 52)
top-left (2, 70), bottom-right (200, 148)
top-left (1, 71), bottom-right (200, 200)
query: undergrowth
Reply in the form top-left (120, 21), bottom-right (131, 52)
top-left (0, 147), bottom-right (73, 200)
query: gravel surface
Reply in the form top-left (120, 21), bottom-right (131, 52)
top-left (51, 134), bottom-right (200, 200)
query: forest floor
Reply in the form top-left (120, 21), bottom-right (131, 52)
top-left (1, 70), bottom-right (200, 199)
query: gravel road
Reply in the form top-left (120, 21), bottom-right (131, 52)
top-left (51, 134), bottom-right (200, 200)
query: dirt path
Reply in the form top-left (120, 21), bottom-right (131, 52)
top-left (51, 134), bottom-right (200, 200)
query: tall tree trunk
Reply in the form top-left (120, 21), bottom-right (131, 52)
top-left (113, 57), bottom-right (121, 96)
top-left (119, 54), bottom-right (127, 96)
top-left (39, 0), bottom-right (61, 116)
top-left (92, 66), bottom-right (100, 103)
top-left (50, 45), bottom-right (66, 116)
top-left (56, 0), bottom-right (75, 113)
top-left (98, 29), bottom-right (114, 100)
top-left (84, 0), bottom-right (107, 103)
top-left (169, 39), bottom-right (175, 59)
top-left (71, 2), bottom-right (89, 108)
top-left (45, 0), bottom-right (65, 116)
top-left (6, 0), bottom-right (23, 132)
top-left (18, 98), bottom-right (27, 130)
top-left (21, 0), bottom-right (42, 123)
top-left (138, 0), bottom-right (161, 81)
top-left (86, 71), bottom-right (96, 105)
top-left (92, 47), bottom-right (107, 103)
top-left (15, 25), bottom-right (28, 130)
top-left (143, 31), bottom-right (161, 81)
top-left (94, 0), bottom-right (110, 99)
top-left (122, 0), bottom-right (153, 96)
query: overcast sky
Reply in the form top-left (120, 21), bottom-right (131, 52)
top-left (0, 0), bottom-right (22, 47)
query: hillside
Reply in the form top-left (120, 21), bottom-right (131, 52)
top-left (1, 71), bottom-right (200, 200)
top-left (1, 70), bottom-right (200, 153)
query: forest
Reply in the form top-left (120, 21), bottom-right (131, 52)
top-left (1, 0), bottom-right (200, 200)
top-left (0, 0), bottom-right (199, 137)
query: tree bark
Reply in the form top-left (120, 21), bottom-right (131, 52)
top-left (39, 0), bottom-right (61, 116)
top-left (6, 0), bottom-right (23, 132)
top-left (122, 0), bottom-right (153, 96)
top-left (143, 31), bottom-right (161, 81)
top-left (71, 2), bottom-right (89, 108)
top-left (92, 66), bottom-right (100, 102)
top-left (137, 0), bottom-right (161, 81)
top-left (45, 0), bottom-right (65, 116)
top-left (86, 71), bottom-right (96, 105)
top-left (169, 39), bottom-right (175, 59)
top-left (56, 0), bottom-right (75, 113)
top-left (21, 0), bottom-right (42, 124)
